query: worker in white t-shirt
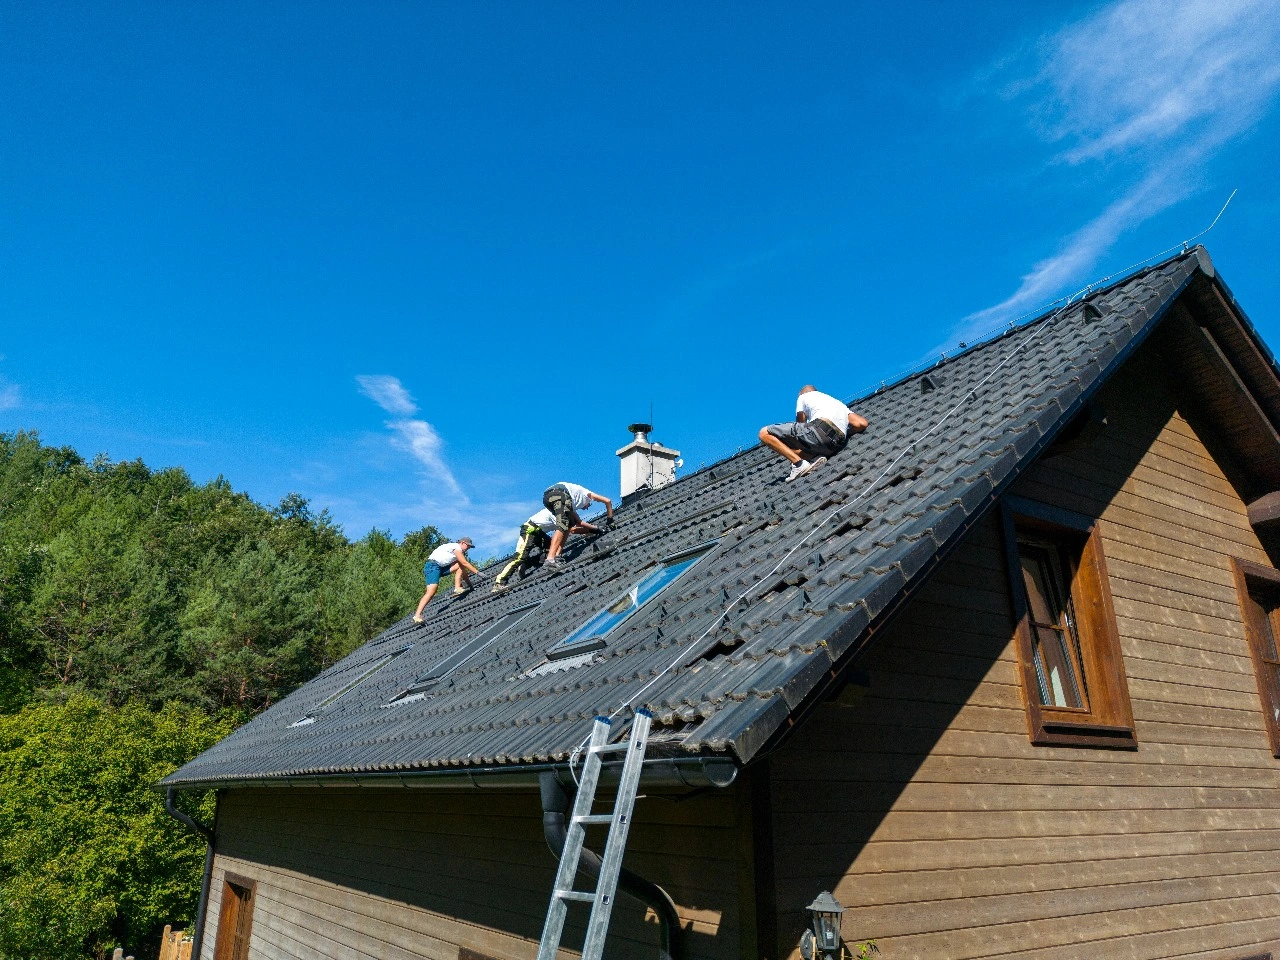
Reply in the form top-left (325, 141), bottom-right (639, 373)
top-left (412, 537), bottom-right (479, 622)
top-left (491, 508), bottom-right (561, 592)
top-left (541, 481), bottom-right (613, 566)
top-left (759, 385), bottom-right (869, 482)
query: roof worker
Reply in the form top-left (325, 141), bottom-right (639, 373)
top-left (759, 384), bottom-right (869, 482)
top-left (491, 508), bottom-right (558, 593)
top-left (412, 537), bottom-right (478, 622)
top-left (542, 481), bottom-right (613, 567)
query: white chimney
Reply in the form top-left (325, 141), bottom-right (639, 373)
top-left (617, 422), bottom-right (680, 504)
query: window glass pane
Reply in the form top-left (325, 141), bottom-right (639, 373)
top-left (1018, 541), bottom-right (1086, 709)
top-left (1032, 624), bottom-right (1084, 708)
top-left (551, 549), bottom-right (708, 655)
top-left (1259, 597), bottom-right (1280, 662)
top-left (1020, 553), bottom-right (1056, 625)
top-left (393, 603), bottom-right (540, 702)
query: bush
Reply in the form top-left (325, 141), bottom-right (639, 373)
top-left (0, 697), bottom-right (231, 960)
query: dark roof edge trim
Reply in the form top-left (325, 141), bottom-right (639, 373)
top-left (158, 755), bottom-right (739, 794)
top-left (736, 257), bottom-right (1207, 764)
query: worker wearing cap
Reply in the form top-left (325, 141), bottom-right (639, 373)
top-left (759, 385), bottom-right (869, 482)
top-left (542, 482), bottom-right (612, 566)
top-left (412, 537), bottom-right (478, 622)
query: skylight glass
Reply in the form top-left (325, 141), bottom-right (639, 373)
top-left (390, 601), bottom-right (541, 703)
top-left (291, 644), bottom-right (412, 727)
top-left (547, 544), bottom-right (712, 660)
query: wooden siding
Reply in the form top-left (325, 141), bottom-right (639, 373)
top-left (765, 347), bottom-right (1280, 960)
top-left (200, 783), bottom-right (750, 960)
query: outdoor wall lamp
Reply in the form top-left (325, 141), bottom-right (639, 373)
top-left (799, 890), bottom-right (845, 960)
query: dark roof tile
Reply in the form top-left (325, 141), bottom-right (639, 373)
top-left (164, 249), bottom-right (1208, 788)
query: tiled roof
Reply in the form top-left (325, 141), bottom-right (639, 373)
top-left (164, 248), bottom-right (1212, 788)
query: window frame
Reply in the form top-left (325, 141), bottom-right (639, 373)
top-left (1000, 496), bottom-right (1137, 749)
top-left (390, 601), bottom-right (541, 703)
top-left (546, 541), bottom-right (715, 661)
top-left (213, 872), bottom-right (257, 960)
top-left (1230, 557), bottom-right (1280, 758)
top-left (292, 644), bottom-right (414, 726)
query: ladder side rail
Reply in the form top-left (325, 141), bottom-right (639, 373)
top-left (580, 709), bottom-right (653, 959)
top-left (535, 717), bottom-right (612, 960)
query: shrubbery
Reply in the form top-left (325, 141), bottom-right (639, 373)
top-left (0, 431), bottom-right (445, 957)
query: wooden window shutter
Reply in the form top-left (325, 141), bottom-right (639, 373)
top-left (1001, 496), bottom-right (1137, 749)
top-left (1231, 558), bottom-right (1280, 758)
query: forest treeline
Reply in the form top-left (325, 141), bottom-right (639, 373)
top-left (0, 430), bottom-right (448, 959)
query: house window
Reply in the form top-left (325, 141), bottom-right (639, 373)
top-left (292, 644), bottom-right (413, 726)
top-left (1230, 558), bottom-right (1280, 758)
top-left (1000, 497), bottom-right (1136, 749)
top-left (391, 602), bottom-right (541, 702)
top-left (213, 873), bottom-right (256, 960)
top-left (547, 543), bottom-right (714, 661)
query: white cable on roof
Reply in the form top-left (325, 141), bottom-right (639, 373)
top-left (565, 287), bottom-right (1097, 780)
top-left (567, 207), bottom-right (1235, 775)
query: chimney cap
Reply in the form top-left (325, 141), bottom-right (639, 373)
top-left (627, 422), bottom-right (653, 435)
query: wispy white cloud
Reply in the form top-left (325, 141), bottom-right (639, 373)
top-left (355, 374), bottom-right (419, 415)
top-left (386, 418), bottom-right (463, 498)
top-left (356, 374), bottom-right (465, 504)
top-left (0, 381), bottom-right (20, 411)
top-left (960, 0), bottom-right (1280, 333)
top-left (1039, 0), bottom-right (1280, 165)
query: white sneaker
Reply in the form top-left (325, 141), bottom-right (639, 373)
top-left (786, 457), bottom-right (826, 482)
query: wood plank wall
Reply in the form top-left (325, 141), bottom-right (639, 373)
top-left (766, 348), bottom-right (1280, 960)
top-left (200, 781), bottom-right (749, 960)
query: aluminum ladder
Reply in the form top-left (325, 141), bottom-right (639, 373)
top-left (536, 709), bottom-right (651, 960)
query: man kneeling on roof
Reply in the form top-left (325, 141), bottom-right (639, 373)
top-left (542, 481), bottom-right (613, 567)
top-left (491, 508), bottom-right (557, 592)
top-left (760, 384), bottom-right (869, 482)
top-left (413, 537), bottom-right (478, 622)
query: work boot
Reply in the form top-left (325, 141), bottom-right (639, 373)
top-left (491, 581), bottom-right (510, 594)
top-left (544, 556), bottom-right (565, 567)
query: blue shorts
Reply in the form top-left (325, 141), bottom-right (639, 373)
top-left (423, 560), bottom-right (451, 586)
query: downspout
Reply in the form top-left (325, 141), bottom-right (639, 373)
top-left (539, 772), bottom-right (682, 960)
top-left (165, 787), bottom-right (217, 958)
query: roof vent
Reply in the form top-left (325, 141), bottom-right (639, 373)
top-left (1080, 300), bottom-right (1106, 323)
top-left (617, 423), bottom-right (681, 505)
top-left (920, 373), bottom-right (943, 393)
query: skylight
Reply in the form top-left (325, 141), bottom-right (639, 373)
top-left (291, 644), bottom-right (413, 727)
top-left (546, 543), bottom-right (713, 661)
top-left (390, 601), bottom-right (541, 703)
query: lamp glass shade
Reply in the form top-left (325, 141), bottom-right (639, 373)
top-left (805, 891), bottom-right (844, 950)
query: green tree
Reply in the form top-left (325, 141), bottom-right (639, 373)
top-left (0, 696), bottom-right (230, 960)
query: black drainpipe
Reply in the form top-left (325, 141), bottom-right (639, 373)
top-left (539, 772), bottom-right (681, 960)
top-left (165, 787), bottom-right (217, 958)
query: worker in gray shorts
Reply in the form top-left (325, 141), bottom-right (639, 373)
top-left (759, 385), bottom-right (869, 482)
top-left (542, 481), bottom-right (612, 565)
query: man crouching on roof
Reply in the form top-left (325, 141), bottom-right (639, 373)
top-left (413, 537), bottom-right (478, 622)
top-left (760, 385), bottom-right (869, 482)
top-left (542, 481), bottom-right (613, 567)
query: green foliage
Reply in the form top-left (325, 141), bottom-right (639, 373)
top-left (0, 430), bottom-right (449, 712)
top-left (0, 430), bottom-right (456, 957)
top-left (0, 697), bottom-right (232, 960)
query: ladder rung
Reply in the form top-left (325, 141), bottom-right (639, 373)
top-left (556, 890), bottom-right (597, 903)
top-left (574, 814), bottom-right (617, 825)
top-left (589, 741), bottom-right (633, 755)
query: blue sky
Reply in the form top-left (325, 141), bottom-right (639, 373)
top-left (3, 1), bottom-right (1279, 554)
